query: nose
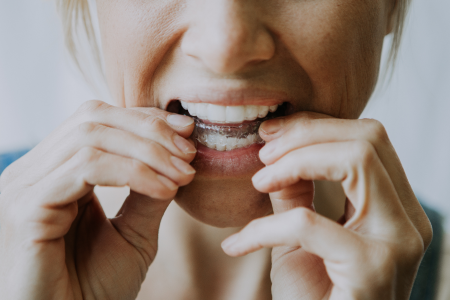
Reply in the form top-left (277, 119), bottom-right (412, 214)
top-left (181, 0), bottom-right (276, 74)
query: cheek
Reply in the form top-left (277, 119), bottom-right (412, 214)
top-left (271, 0), bottom-right (388, 118)
top-left (97, 0), bottom-right (185, 107)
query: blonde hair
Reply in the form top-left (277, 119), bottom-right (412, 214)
top-left (56, 0), bottom-right (411, 81)
top-left (56, 0), bottom-right (103, 89)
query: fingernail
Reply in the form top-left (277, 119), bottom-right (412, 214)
top-left (174, 135), bottom-right (197, 154)
top-left (259, 139), bottom-right (278, 159)
top-left (167, 114), bottom-right (194, 128)
top-left (222, 234), bottom-right (239, 250)
top-left (171, 156), bottom-right (196, 175)
top-left (260, 117), bottom-right (285, 135)
top-left (157, 175), bottom-right (178, 191)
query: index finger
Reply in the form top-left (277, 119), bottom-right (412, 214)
top-left (129, 106), bottom-right (195, 138)
top-left (258, 111), bottom-right (432, 248)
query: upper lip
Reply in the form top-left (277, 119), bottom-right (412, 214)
top-left (164, 87), bottom-right (292, 109)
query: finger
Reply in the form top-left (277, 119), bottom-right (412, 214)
top-left (269, 180), bottom-right (315, 214)
top-left (222, 207), bottom-right (361, 262)
top-left (70, 123), bottom-right (196, 186)
top-left (31, 147), bottom-right (179, 208)
top-left (1, 148), bottom-right (178, 241)
top-left (259, 112), bottom-right (429, 244)
top-left (1, 124), bottom-right (196, 190)
top-left (258, 111), bottom-right (331, 142)
top-left (1, 101), bottom-right (196, 188)
top-left (110, 192), bottom-right (171, 265)
top-left (69, 105), bottom-right (197, 163)
top-left (73, 101), bottom-right (195, 138)
top-left (129, 106), bottom-right (195, 138)
top-left (253, 141), bottom-right (408, 231)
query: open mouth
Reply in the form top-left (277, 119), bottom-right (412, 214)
top-left (170, 100), bottom-right (287, 151)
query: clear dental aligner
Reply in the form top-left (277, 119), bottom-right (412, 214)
top-left (192, 118), bottom-right (265, 151)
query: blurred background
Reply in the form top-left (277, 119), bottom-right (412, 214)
top-left (1, 0), bottom-right (449, 228)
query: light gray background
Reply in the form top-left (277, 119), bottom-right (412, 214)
top-left (1, 0), bottom-right (449, 228)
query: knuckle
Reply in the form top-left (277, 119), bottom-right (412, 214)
top-left (0, 155), bottom-right (27, 191)
top-left (292, 119), bottom-right (314, 138)
top-left (371, 244), bottom-right (396, 275)
top-left (76, 147), bottom-right (102, 165)
top-left (76, 121), bottom-right (100, 137)
top-left (76, 100), bottom-right (110, 121)
top-left (0, 192), bottom-right (9, 224)
top-left (0, 164), bottom-right (14, 191)
top-left (422, 221), bottom-right (433, 250)
top-left (130, 159), bottom-right (149, 176)
top-left (0, 189), bottom-right (26, 229)
top-left (77, 99), bottom-right (108, 114)
top-left (295, 111), bottom-right (313, 120)
top-left (361, 119), bottom-right (389, 144)
top-left (143, 140), bottom-right (164, 158)
top-left (350, 140), bottom-right (377, 167)
top-left (403, 230), bottom-right (427, 262)
top-left (143, 115), bottom-right (169, 132)
top-left (152, 186), bottom-right (177, 201)
top-left (291, 207), bottom-right (315, 229)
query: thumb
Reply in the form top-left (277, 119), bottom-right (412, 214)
top-left (269, 180), bottom-right (315, 214)
top-left (110, 191), bottom-right (172, 264)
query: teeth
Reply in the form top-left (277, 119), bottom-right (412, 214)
top-left (188, 103), bottom-right (197, 116)
top-left (180, 101), bottom-right (279, 123)
top-left (196, 103), bottom-right (208, 119)
top-left (207, 104), bottom-right (226, 123)
top-left (258, 106), bottom-right (269, 118)
top-left (245, 105), bottom-right (259, 120)
top-left (269, 105), bottom-right (278, 112)
top-left (226, 106), bottom-right (245, 123)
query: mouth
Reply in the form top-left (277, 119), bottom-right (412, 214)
top-left (171, 100), bottom-right (287, 151)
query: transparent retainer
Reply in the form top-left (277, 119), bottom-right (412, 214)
top-left (192, 118), bottom-right (265, 151)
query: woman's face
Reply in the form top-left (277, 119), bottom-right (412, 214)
top-left (97, 0), bottom-right (393, 227)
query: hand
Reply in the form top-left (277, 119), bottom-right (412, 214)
top-left (0, 100), bottom-right (197, 300)
top-left (222, 112), bottom-right (432, 300)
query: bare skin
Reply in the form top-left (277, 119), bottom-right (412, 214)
top-left (0, 0), bottom-right (432, 299)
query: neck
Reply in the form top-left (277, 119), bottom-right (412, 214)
top-left (139, 202), bottom-right (272, 300)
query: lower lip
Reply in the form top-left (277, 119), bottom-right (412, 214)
top-left (191, 143), bottom-right (265, 178)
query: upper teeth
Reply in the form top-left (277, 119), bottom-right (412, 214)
top-left (180, 101), bottom-right (278, 124)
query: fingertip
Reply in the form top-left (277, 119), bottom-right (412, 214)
top-left (167, 114), bottom-right (195, 137)
top-left (170, 156), bottom-right (196, 176)
top-left (156, 174), bottom-right (178, 191)
top-left (259, 117), bottom-right (285, 138)
top-left (258, 140), bottom-right (279, 164)
top-left (222, 233), bottom-right (238, 248)
top-left (252, 169), bottom-right (272, 193)
top-left (151, 175), bottom-right (178, 200)
top-left (173, 135), bottom-right (197, 156)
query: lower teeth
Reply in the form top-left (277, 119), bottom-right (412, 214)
top-left (192, 118), bottom-right (265, 151)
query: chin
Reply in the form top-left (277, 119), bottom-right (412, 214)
top-left (174, 178), bottom-right (272, 228)
top-left (174, 143), bottom-right (273, 228)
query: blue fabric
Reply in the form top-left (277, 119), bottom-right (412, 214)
top-left (410, 204), bottom-right (445, 300)
top-left (0, 150), bottom-right (446, 299)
